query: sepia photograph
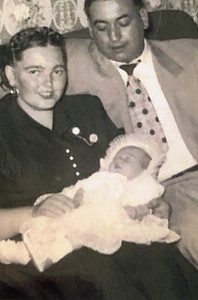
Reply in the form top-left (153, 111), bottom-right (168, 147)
top-left (0, 0), bottom-right (197, 299)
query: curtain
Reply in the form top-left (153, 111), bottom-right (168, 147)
top-left (0, 0), bottom-right (197, 43)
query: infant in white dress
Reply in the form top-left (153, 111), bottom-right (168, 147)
top-left (0, 134), bottom-right (180, 271)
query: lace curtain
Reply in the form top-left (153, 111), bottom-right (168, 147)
top-left (0, 0), bottom-right (197, 43)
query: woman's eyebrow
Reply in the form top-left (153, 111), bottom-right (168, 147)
top-left (24, 65), bottom-right (43, 70)
top-left (53, 64), bottom-right (65, 69)
top-left (24, 64), bottom-right (65, 70)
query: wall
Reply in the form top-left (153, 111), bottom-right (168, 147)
top-left (0, 0), bottom-right (197, 43)
top-left (144, 0), bottom-right (198, 24)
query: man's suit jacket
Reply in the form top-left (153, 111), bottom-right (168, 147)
top-left (66, 38), bottom-right (198, 162)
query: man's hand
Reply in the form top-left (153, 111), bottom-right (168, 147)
top-left (124, 204), bottom-right (150, 221)
top-left (125, 198), bottom-right (172, 221)
top-left (32, 188), bottom-right (84, 219)
top-left (147, 198), bottom-right (172, 219)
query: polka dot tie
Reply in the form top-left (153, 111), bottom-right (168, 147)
top-left (120, 64), bottom-right (168, 153)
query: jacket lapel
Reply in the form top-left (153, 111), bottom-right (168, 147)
top-left (89, 41), bottom-right (134, 133)
top-left (149, 40), bottom-right (198, 161)
top-left (149, 41), bottom-right (183, 76)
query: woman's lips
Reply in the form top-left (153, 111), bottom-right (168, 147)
top-left (39, 92), bottom-right (54, 99)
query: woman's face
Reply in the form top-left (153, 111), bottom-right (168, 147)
top-left (9, 45), bottom-right (66, 113)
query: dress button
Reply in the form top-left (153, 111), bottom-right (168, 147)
top-left (72, 127), bottom-right (80, 135)
top-left (73, 163), bottom-right (77, 168)
top-left (66, 149), bottom-right (70, 153)
top-left (76, 171), bottom-right (80, 176)
top-left (69, 156), bottom-right (74, 160)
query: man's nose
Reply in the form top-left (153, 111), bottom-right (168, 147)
top-left (108, 24), bottom-right (121, 42)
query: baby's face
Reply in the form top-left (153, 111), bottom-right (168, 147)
top-left (109, 146), bottom-right (149, 180)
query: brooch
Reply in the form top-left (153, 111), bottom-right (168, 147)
top-left (71, 127), bottom-right (98, 146)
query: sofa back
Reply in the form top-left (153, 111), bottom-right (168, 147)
top-left (64, 10), bottom-right (198, 40)
top-left (0, 10), bottom-right (197, 99)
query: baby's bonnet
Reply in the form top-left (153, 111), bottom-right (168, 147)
top-left (100, 134), bottom-right (166, 179)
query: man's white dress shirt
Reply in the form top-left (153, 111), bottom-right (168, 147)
top-left (112, 40), bottom-right (197, 182)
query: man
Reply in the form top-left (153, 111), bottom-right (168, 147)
top-left (66, 0), bottom-right (198, 270)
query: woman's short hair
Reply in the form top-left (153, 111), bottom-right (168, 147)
top-left (84, 0), bottom-right (144, 18)
top-left (0, 27), bottom-right (66, 91)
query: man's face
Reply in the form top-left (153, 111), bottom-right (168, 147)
top-left (88, 0), bottom-right (148, 63)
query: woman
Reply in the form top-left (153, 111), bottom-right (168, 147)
top-left (0, 26), bottom-right (120, 232)
top-left (0, 26), bottom-right (197, 300)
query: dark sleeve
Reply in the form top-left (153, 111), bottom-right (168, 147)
top-left (0, 144), bottom-right (15, 206)
top-left (0, 144), bottom-right (10, 187)
top-left (0, 142), bottom-right (36, 209)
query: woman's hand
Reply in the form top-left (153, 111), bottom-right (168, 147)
top-left (147, 198), bottom-right (172, 219)
top-left (32, 188), bottom-right (84, 219)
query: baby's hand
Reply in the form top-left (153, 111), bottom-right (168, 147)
top-left (32, 188), bottom-right (84, 219)
top-left (125, 204), bottom-right (150, 221)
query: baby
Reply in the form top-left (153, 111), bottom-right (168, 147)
top-left (108, 143), bottom-right (154, 220)
top-left (0, 135), bottom-right (180, 272)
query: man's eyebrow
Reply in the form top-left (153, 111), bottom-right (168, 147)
top-left (93, 14), bottom-right (130, 26)
top-left (118, 14), bottom-right (130, 20)
top-left (93, 19), bottom-right (107, 26)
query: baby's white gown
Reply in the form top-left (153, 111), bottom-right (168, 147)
top-left (0, 171), bottom-right (179, 272)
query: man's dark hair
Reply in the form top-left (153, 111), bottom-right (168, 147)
top-left (84, 0), bottom-right (144, 18)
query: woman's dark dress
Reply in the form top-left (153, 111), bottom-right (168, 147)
top-left (0, 93), bottom-right (197, 300)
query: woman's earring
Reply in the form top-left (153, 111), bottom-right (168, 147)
top-left (10, 87), bottom-right (19, 97)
